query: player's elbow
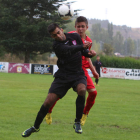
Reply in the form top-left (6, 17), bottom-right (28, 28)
top-left (89, 50), bottom-right (96, 57)
top-left (92, 51), bottom-right (96, 57)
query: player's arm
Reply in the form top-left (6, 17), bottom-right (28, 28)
top-left (76, 34), bottom-right (94, 58)
top-left (81, 49), bottom-right (95, 58)
top-left (54, 34), bottom-right (91, 57)
top-left (53, 42), bottom-right (91, 57)
top-left (87, 58), bottom-right (99, 79)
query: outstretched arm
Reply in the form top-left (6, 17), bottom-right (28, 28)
top-left (87, 58), bottom-right (99, 79)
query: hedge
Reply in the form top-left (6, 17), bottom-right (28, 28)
top-left (91, 55), bottom-right (140, 69)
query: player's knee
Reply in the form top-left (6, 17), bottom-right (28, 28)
top-left (88, 90), bottom-right (97, 101)
top-left (43, 98), bottom-right (53, 108)
top-left (87, 88), bottom-right (96, 93)
top-left (92, 90), bottom-right (97, 96)
top-left (77, 87), bottom-right (86, 96)
top-left (44, 93), bottom-right (58, 108)
top-left (90, 90), bottom-right (97, 98)
top-left (44, 100), bottom-right (52, 108)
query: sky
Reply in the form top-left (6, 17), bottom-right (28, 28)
top-left (65, 0), bottom-right (140, 28)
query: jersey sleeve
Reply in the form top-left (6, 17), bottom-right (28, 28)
top-left (53, 41), bottom-right (83, 58)
top-left (81, 49), bottom-right (92, 58)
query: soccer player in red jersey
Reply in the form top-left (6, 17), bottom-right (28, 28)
top-left (45, 16), bottom-right (99, 126)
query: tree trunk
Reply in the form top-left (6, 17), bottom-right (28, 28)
top-left (24, 50), bottom-right (30, 63)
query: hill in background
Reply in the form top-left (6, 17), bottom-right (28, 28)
top-left (88, 19), bottom-right (140, 40)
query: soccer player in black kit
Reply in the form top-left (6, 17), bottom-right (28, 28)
top-left (94, 55), bottom-right (103, 86)
top-left (21, 23), bottom-right (96, 137)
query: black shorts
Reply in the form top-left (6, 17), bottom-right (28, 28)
top-left (48, 75), bottom-right (87, 98)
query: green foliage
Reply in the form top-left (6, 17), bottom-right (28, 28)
top-left (89, 21), bottom-right (138, 56)
top-left (85, 30), bottom-right (90, 37)
top-left (92, 55), bottom-right (140, 69)
top-left (92, 40), bottom-right (101, 53)
top-left (1, 73), bottom-right (140, 140)
top-left (103, 43), bottom-right (114, 55)
top-left (42, 52), bottom-right (49, 61)
top-left (91, 23), bottom-right (102, 42)
top-left (64, 19), bottom-right (76, 33)
top-left (126, 38), bottom-right (135, 55)
top-left (0, 46), bottom-right (5, 57)
top-left (108, 22), bottom-right (113, 42)
top-left (113, 31), bottom-right (124, 53)
top-left (0, 0), bottom-right (70, 63)
top-left (90, 23), bottom-right (112, 45)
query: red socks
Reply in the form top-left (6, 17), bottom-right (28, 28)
top-left (83, 90), bottom-right (97, 115)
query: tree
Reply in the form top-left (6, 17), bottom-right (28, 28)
top-left (90, 23), bottom-right (111, 45)
top-left (113, 31), bottom-right (124, 53)
top-left (92, 40), bottom-right (100, 54)
top-left (103, 43), bottom-right (114, 55)
top-left (126, 38), bottom-right (135, 55)
top-left (64, 19), bottom-right (76, 33)
top-left (0, 46), bottom-right (5, 57)
top-left (91, 23), bottom-right (102, 42)
top-left (100, 28), bottom-right (110, 43)
top-left (108, 22), bottom-right (113, 42)
top-left (0, 0), bottom-right (70, 63)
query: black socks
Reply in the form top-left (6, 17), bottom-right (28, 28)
top-left (95, 79), bottom-right (99, 84)
top-left (34, 104), bottom-right (49, 129)
top-left (75, 95), bottom-right (85, 122)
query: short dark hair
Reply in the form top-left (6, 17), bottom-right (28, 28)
top-left (75, 16), bottom-right (88, 26)
top-left (96, 55), bottom-right (100, 58)
top-left (48, 23), bottom-right (61, 34)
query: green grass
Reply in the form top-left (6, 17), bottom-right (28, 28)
top-left (0, 73), bottom-right (140, 140)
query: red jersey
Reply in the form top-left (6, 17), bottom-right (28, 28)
top-left (68, 31), bottom-right (92, 69)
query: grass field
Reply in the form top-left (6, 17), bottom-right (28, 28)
top-left (0, 73), bottom-right (140, 140)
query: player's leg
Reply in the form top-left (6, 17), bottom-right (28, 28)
top-left (45, 98), bottom-right (60, 124)
top-left (75, 83), bottom-right (86, 122)
top-left (48, 98), bottom-right (60, 113)
top-left (72, 76), bottom-right (87, 134)
top-left (81, 73), bottom-right (97, 126)
top-left (22, 93), bottom-right (59, 137)
top-left (95, 70), bottom-right (100, 85)
top-left (22, 77), bottom-right (68, 137)
top-left (95, 78), bottom-right (99, 85)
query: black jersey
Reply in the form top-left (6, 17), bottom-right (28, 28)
top-left (94, 60), bottom-right (102, 72)
top-left (53, 33), bottom-right (92, 79)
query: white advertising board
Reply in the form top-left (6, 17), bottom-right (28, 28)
top-left (0, 62), bottom-right (9, 73)
top-left (125, 69), bottom-right (140, 80)
top-left (53, 66), bottom-right (140, 80)
top-left (101, 67), bottom-right (125, 79)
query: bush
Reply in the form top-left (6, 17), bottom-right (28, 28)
top-left (91, 55), bottom-right (140, 69)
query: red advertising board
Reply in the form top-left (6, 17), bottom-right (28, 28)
top-left (8, 63), bottom-right (30, 74)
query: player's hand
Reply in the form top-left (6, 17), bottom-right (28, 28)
top-left (83, 41), bottom-right (92, 49)
top-left (92, 71), bottom-right (99, 79)
top-left (88, 50), bottom-right (96, 56)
